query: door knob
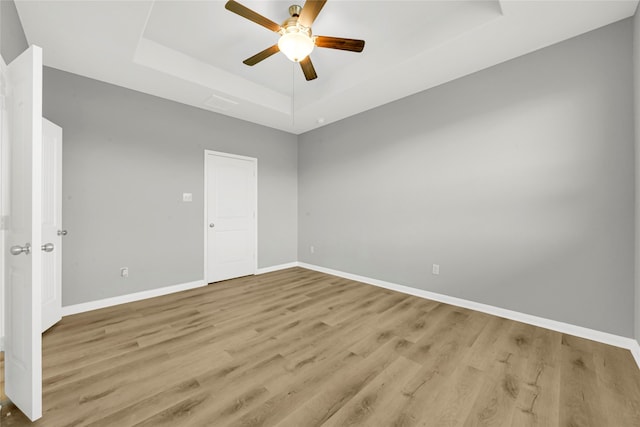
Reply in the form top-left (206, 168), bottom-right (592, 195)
top-left (209, 223), bottom-right (215, 228)
top-left (10, 243), bottom-right (31, 256)
top-left (57, 230), bottom-right (67, 236)
top-left (41, 243), bottom-right (54, 252)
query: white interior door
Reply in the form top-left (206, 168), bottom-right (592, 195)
top-left (41, 118), bottom-right (62, 332)
top-left (3, 46), bottom-right (43, 422)
top-left (205, 151), bottom-right (257, 283)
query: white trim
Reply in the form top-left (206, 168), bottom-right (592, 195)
top-left (61, 280), bottom-right (206, 317)
top-left (299, 262), bottom-right (640, 369)
top-left (203, 151), bottom-right (207, 282)
top-left (0, 55), bottom-right (7, 358)
top-left (630, 340), bottom-right (640, 369)
top-left (256, 262), bottom-right (299, 275)
top-left (203, 150), bottom-right (258, 283)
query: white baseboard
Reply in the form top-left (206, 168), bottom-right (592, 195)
top-left (53, 262), bottom-right (640, 370)
top-left (0, 336), bottom-right (4, 352)
top-left (630, 340), bottom-right (640, 368)
top-left (61, 262), bottom-right (301, 318)
top-left (61, 280), bottom-right (207, 317)
top-left (256, 262), bottom-right (299, 275)
top-left (298, 262), bottom-right (640, 369)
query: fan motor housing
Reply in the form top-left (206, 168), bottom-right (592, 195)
top-left (289, 5), bottom-right (302, 17)
top-left (281, 6), bottom-right (311, 37)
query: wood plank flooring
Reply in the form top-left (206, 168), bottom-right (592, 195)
top-left (0, 352), bottom-right (5, 405)
top-left (1, 267), bottom-right (639, 426)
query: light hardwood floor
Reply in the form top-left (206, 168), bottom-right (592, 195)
top-left (1, 267), bottom-right (639, 426)
top-left (0, 352), bottom-right (5, 405)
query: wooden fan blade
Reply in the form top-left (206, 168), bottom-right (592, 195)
top-left (243, 45), bottom-right (280, 66)
top-left (300, 56), bottom-right (318, 81)
top-left (225, 0), bottom-right (281, 33)
top-left (315, 36), bottom-right (365, 52)
top-left (298, 0), bottom-right (327, 28)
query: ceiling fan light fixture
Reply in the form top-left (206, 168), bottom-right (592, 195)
top-left (226, 0), bottom-right (365, 80)
top-left (278, 29), bottom-right (314, 62)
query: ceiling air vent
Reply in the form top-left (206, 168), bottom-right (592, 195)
top-left (204, 94), bottom-right (239, 111)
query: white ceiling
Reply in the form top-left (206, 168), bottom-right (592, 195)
top-left (15, 0), bottom-right (639, 134)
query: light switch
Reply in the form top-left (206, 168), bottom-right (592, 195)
top-left (183, 193), bottom-right (193, 202)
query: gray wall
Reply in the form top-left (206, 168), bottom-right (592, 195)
top-left (43, 68), bottom-right (298, 306)
top-left (0, 0), bottom-right (28, 64)
top-left (299, 19), bottom-right (635, 337)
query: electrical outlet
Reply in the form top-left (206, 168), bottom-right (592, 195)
top-left (310, 245), bottom-right (315, 254)
top-left (120, 267), bottom-right (129, 278)
top-left (432, 264), bottom-right (440, 275)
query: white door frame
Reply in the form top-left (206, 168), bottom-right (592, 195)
top-left (0, 52), bottom-right (7, 351)
top-left (203, 150), bottom-right (258, 283)
top-left (0, 51), bottom-right (9, 351)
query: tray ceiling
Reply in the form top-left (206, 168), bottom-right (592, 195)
top-left (15, 1), bottom-right (639, 134)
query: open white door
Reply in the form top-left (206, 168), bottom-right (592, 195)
top-left (3, 46), bottom-right (43, 422)
top-left (41, 119), bottom-right (62, 332)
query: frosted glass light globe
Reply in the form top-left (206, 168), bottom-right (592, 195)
top-left (278, 32), bottom-right (314, 62)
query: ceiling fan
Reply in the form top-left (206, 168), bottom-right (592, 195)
top-left (225, 0), bottom-right (365, 81)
